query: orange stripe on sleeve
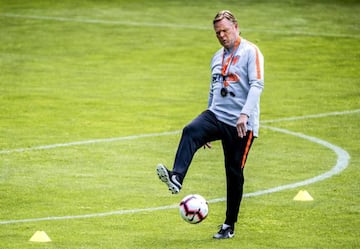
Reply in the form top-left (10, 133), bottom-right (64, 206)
top-left (249, 43), bottom-right (262, 80)
top-left (254, 47), bottom-right (261, 80)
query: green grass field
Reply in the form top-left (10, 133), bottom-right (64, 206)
top-left (0, 0), bottom-right (359, 248)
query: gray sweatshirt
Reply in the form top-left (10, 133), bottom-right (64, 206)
top-left (208, 37), bottom-right (264, 137)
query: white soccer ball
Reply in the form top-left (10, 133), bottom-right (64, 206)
top-left (179, 194), bottom-right (209, 224)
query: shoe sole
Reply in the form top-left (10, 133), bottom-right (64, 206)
top-left (213, 232), bottom-right (234, 239)
top-left (156, 164), bottom-right (180, 194)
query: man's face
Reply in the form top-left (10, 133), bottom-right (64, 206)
top-left (214, 19), bottom-right (238, 49)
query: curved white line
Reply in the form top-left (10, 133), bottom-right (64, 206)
top-left (247, 125), bottom-right (350, 196)
top-left (0, 125), bottom-right (350, 225)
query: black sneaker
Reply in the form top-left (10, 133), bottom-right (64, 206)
top-left (156, 164), bottom-right (182, 194)
top-left (213, 224), bottom-right (235, 239)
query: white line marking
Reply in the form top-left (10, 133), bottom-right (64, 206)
top-left (0, 112), bottom-right (352, 225)
top-left (0, 131), bottom-right (180, 155)
top-left (1, 13), bottom-right (359, 39)
top-left (1, 109), bottom-right (358, 155)
top-left (262, 109), bottom-right (360, 124)
top-left (0, 204), bottom-right (180, 225)
top-left (0, 13), bottom-right (209, 29)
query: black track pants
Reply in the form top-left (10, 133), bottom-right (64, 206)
top-left (173, 110), bottom-right (255, 225)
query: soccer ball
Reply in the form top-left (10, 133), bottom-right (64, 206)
top-left (179, 194), bottom-right (208, 224)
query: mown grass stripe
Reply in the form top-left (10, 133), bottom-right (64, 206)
top-left (0, 110), bottom-right (357, 155)
top-left (1, 13), bottom-right (359, 39)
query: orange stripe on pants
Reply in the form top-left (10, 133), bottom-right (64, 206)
top-left (241, 131), bottom-right (253, 168)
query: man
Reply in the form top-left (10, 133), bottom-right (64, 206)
top-left (156, 10), bottom-right (264, 239)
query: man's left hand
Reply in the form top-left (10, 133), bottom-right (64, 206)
top-left (236, 114), bottom-right (248, 138)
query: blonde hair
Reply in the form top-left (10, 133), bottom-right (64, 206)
top-left (213, 10), bottom-right (238, 25)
